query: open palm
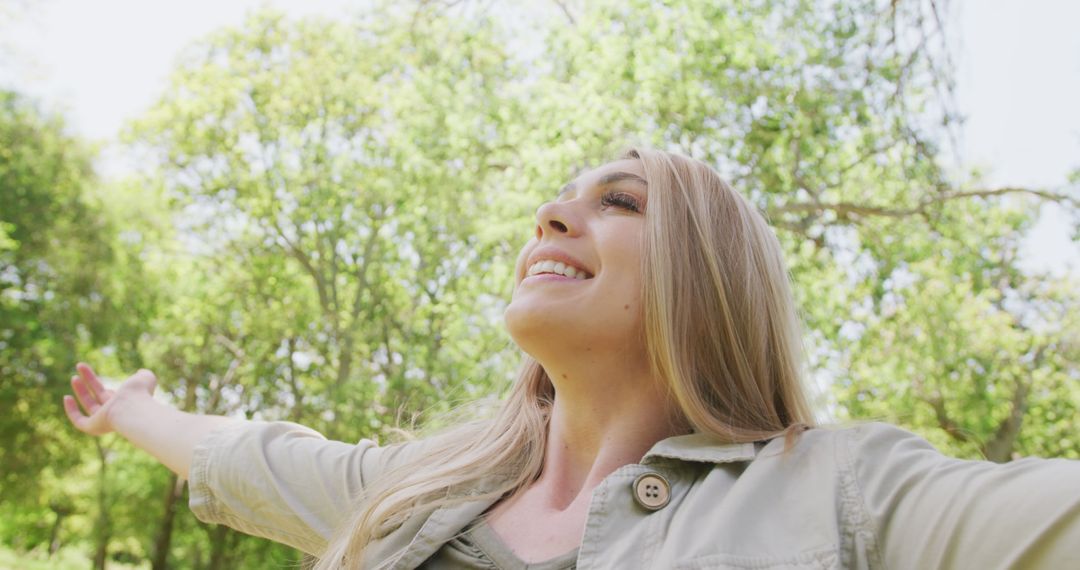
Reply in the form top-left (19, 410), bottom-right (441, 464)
top-left (63, 363), bottom-right (157, 436)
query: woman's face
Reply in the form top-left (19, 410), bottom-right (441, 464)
top-left (504, 159), bottom-right (649, 356)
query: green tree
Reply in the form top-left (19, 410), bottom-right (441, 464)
top-left (523, 0), bottom-right (1079, 458)
top-left (115, 5), bottom-right (528, 566)
top-left (4, 1), bottom-right (1078, 567)
top-left (0, 90), bottom-right (115, 553)
top-left (128, 7), bottom-right (521, 443)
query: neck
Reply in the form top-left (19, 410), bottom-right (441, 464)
top-left (529, 344), bottom-right (684, 510)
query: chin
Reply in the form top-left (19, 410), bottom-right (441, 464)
top-left (505, 301), bottom-right (576, 357)
top-left (503, 301), bottom-right (545, 347)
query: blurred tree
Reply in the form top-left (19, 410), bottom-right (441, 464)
top-left (128, 6), bottom-right (521, 445)
top-left (522, 0), bottom-right (1078, 460)
top-left (118, 3), bottom-right (526, 566)
top-left (836, 197), bottom-right (1080, 460)
top-left (2, 0), bottom-right (1077, 567)
top-left (0, 89), bottom-right (115, 552)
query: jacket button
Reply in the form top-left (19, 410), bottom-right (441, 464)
top-left (632, 473), bottom-right (670, 511)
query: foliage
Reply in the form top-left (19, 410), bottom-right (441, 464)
top-left (0, 89), bottom-right (112, 531)
top-left (836, 198), bottom-right (1080, 460)
top-left (126, 6), bottom-right (522, 441)
top-left (1, 0), bottom-right (1077, 567)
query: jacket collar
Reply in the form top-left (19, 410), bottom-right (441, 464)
top-left (641, 433), bottom-right (759, 464)
top-left (372, 437), bottom-right (759, 568)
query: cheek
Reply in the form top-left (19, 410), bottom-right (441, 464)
top-left (512, 240), bottom-right (536, 285)
top-left (609, 241), bottom-right (644, 287)
top-left (615, 257), bottom-right (647, 310)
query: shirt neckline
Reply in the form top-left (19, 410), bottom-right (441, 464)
top-left (466, 519), bottom-right (579, 570)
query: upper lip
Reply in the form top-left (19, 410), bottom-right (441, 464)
top-left (525, 247), bottom-right (594, 279)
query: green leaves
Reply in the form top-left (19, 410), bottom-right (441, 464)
top-left (3, 0), bottom-right (1078, 565)
top-left (0, 90), bottom-right (113, 509)
top-left (126, 5), bottom-right (524, 442)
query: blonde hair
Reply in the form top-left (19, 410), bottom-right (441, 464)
top-left (314, 147), bottom-right (814, 568)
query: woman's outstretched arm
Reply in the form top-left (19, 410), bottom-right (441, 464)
top-left (63, 362), bottom-right (235, 479)
top-left (849, 423), bottom-right (1080, 568)
top-left (63, 361), bottom-right (443, 555)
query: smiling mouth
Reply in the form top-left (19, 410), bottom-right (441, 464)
top-left (525, 260), bottom-right (593, 280)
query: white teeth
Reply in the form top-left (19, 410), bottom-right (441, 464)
top-left (527, 259), bottom-right (590, 279)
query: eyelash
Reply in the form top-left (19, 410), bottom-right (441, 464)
top-left (600, 191), bottom-right (643, 213)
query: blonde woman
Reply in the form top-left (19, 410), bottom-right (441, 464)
top-left (65, 148), bottom-right (1079, 569)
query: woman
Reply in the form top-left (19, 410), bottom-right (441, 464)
top-left (65, 148), bottom-right (1079, 569)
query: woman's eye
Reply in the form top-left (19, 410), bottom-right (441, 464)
top-left (600, 191), bottom-right (643, 213)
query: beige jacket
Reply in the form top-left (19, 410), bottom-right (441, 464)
top-left (188, 421), bottom-right (1080, 569)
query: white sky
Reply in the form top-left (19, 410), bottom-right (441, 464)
top-left (2, 0), bottom-right (1078, 277)
top-left (953, 0), bottom-right (1080, 276)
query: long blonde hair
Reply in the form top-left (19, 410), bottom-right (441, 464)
top-left (314, 147), bottom-right (814, 568)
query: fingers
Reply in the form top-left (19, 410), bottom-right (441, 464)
top-left (62, 394), bottom-right (90, 431)
top-left (76, 362), bottom-right (108, 398)
top-left (70, 374), bottom-right (101, 415)
top-left (133, 368), bottom-right (157, 383)
top-left (134, 368), bottom-right (158, 392)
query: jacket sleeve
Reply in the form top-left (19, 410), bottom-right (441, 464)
top-left (847, 422), bottom-right (1080, 569)
top-left (187, 420), bottom-right (427, 555)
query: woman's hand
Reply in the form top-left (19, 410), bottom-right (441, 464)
top-left (63, 363), bottom-right (157, 436)
top-left (61, 362), bottom-right (233, 478)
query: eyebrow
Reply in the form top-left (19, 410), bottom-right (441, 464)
top-left (558, 171), bottom-right (648, 196)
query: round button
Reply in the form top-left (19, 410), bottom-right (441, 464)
top-left (632, 472), bottom-right (671, 511)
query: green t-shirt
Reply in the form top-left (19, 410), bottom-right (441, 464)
top-left (420, 520), bottom-right (578, 570)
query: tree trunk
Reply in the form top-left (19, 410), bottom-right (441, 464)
top-left (206, 525), bottom-right (231, 570)
top-left (151, 474), bottom-right (185, 570)
top-left (983, 379), bottom-right (1031, 463)
top-left (285, 336), bottom-right (306, 422)
top-left (92, 441), bottom-right (111, 570)
top-left (336, 332), bottom-right (354, 390)
top-left (150, 374), bottom-right (200, 569)
top-left (47, 510), bottom-right (66, 556)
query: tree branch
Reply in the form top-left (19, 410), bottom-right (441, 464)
top-left (925, 393), bottom-right (971, 444)
top-left (982, 347), bottom-right (1042, 463)
top-left (550, 0), bottom-right (576, 25)
top-left (769, 186), bottom-right (1078, 221)
top-left (913, 373), bottom-right (971, 444)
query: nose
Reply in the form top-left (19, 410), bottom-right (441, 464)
top-left (535, 201), bottom-right (576, 240)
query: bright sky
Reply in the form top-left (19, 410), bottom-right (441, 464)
top-left (3, 0), bottom-right (1078, 277)
top-left (954, 0), bottom-right (1080, 276)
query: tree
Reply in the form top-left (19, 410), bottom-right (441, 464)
top-left (128, 7), bottom-right (522, 444)
top-left (521, 0), bottom-right (1079, 458)
top-left (3, 0), bottom-right (1077, 566)
top-left (835, 196), bottom-right (1080, 460)
top-left (0, 90), bottom-right (115, 553)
